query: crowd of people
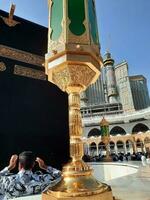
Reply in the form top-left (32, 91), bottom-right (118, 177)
top-left (83, 152), bottom-right (150, 163)
top-left (0, 151), bottom-right (61, 200)
top-left (1, 151), bottom-right (150, 199)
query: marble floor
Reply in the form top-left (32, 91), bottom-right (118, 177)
top-left (91, 161), bottom-right (150, 200)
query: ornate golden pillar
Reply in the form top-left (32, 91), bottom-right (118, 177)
top-left (124, 142), bottom-right (127, 154)
top-left (114, 143), bottom-right (118, 154)
top-left (96, 143), bottom-right (99, 156)
top-left (42, 0), bottom-right (114, 199)
top-left (132, 136), bottom-right (137, 153)
top-left (141, 142), bottom-right (145, 153)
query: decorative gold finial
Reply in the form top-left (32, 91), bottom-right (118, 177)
top-left (100, 116), bottom-right (109, 126)
top-left (9, 4), bottom-right (16, 21)
top-left (2, 3), bottom-right (20, 27)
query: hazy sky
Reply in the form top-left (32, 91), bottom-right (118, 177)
top-left (1, 0), bottom-right (150, 91)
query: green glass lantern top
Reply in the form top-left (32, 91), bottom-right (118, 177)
top-left (100, 118), bottom-right (110, 137)
top-left (50, 0), bottom-right (63, 41)
top-left (68, 0), bottom-right (86, 36)
top-left (88, 0), bottom-right (99, 44)
top-left (101, 126), bottom-right (110, 137)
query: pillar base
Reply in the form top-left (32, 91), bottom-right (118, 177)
top-left (103, 156), bottom-right (113, 162)
top-left (42, 169), bottom-right (114, 200)
top-left (42, 189), bottom-right (114, 200)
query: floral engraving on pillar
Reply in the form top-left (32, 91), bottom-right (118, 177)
top-left (52, 65), bottom-right (96, 92)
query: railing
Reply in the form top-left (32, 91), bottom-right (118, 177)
top-left (82, 107), bottom-right (150, 125)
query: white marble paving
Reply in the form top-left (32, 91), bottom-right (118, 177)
top-left (91, 162), bottom-right (150, 200)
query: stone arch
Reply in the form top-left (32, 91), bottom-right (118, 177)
top-left (89, 142), bottom-right (97, 156)
top-left (83, 143), bottom-right (89, 155)
top-left (88, 128), bottom-right (101, 138)
top-left (110, 126), bottom-right (126, 136)
top-left (126, 140), bottom-right (133, 148)
top-left (98, 142), bottom-right (106, 150)
top-left (132, 123), bottom-right (149, 133)
top-left (90, 142), bottom-right (96, 151)
top-left (136, 138), bottom-right (143, 148)
top-left (125, 140), bottom-right (133, 153)
top-left (116, 140), bottom-right (124, 152)
top-left (144, 137), bottom-right (150, 144)
top-left (110, 141), bottom-right (115, 150)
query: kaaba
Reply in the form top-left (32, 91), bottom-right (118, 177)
top-left (0, 8), bottom-right (69, 169)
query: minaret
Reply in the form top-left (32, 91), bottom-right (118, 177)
top-left (103, 51), bottom-right (118, 103)
top-left (43, 1), bottom-right (114, 200)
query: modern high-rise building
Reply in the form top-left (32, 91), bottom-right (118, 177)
top-left (115, 61), bottom-right (135, 112)
top-left (130, 75), bottom-right (150, 110)
top-left (85, 75), bottom-right (105, 105)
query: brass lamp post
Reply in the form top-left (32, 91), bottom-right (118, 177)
top-left (42, 1), bottom-right (114, 199)
top-left (100, 117), bottom-right (112, 162)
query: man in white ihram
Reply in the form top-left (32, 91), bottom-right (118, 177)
top-left (0, 151), bottom-right (61, 200)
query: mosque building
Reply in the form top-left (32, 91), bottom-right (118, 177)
top-left (81, 52), bottom-right (150, 156)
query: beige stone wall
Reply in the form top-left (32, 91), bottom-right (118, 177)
top-left (83, 131), bottom-right (150, 155)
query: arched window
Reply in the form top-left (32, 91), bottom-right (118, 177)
top-left (88, 128), bottom-right (101, 137)
top-left (110, 126), bottom-right (126, 136)
top-left (132, 123), bottom-right (149, 133)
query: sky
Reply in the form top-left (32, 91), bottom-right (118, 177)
top-left (1, 0), bottom-right (150, 91)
